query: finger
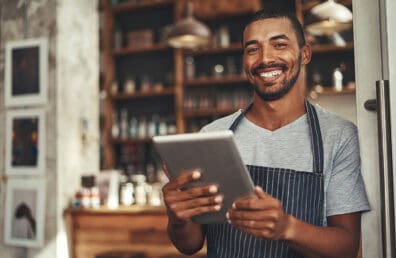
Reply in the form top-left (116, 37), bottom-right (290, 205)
top-left (162, 164), bottom-right (171, 179)
top-left (229, 218), bottom-right (274, 231)
top-left (176, 204), bottom-right (222, 220)
top-left (227, 210), bottom-right (276, 221)
top-left (163, 170), bottom-right (201, 191)
top-left (164, 184), bottom-right (219, 203)
top-left (255, 186), bottom-right (270, 199)
top-left (232, 197), bottom-right (272, 210)
top-left (170, 195), bottom-right (223, 211)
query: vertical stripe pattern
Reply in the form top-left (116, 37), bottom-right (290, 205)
top-left (206, 101), bottom-right (324, 258)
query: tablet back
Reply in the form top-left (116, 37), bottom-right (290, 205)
top-left (153, 130), bottom-right (254, 224)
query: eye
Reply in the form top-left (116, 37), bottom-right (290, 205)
top-left (245, 47), bottom-right (259, 55)
top-left (274, 42), bottom-right (287, 49)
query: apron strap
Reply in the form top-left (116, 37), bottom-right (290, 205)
top-left (305, 101), bottom-right (324, 174)
top-left (228, 100), bottom-right (324, 174)
top-left (229, 102), bottom-right (253, 132)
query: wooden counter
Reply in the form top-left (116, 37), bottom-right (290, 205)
top-left (64, 206), bottom-right (206, 258)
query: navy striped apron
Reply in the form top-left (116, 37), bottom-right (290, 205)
top-left (206, 101), bottom-right (324, 258)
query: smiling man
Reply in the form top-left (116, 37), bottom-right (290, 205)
top-left (162, 9), bottom-right (370, 258)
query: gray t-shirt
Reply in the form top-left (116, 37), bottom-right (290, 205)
top-left (201, 104), bottom-right (370, 224)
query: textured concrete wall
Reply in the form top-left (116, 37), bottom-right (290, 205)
top-left (0, 0), bottom-right (99, 257)
top-left (56, 0), bottom-right (99, 257)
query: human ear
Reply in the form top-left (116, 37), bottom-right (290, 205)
top-left (301, 44), bottom-right (312, 65)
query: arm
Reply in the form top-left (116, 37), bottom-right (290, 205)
top-left (287, 212), bottom-right (361, 258)
top-left (227, 187), bottom-right (361, 258)
top-left (162, 170), bottom-right (223, 255)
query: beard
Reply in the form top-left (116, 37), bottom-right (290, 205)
top-left (252, 53), bottom-right (302, 102)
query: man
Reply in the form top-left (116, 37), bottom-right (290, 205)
top-left (162, 9), bottom-right (370, 258)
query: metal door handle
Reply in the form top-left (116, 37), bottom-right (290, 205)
top-left (375, 80), bottom-right (395, 258)
top-left (364, 99), bottom-right (377, 111)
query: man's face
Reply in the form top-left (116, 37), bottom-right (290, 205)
top-left (243, 18), bottom-right (307, 101)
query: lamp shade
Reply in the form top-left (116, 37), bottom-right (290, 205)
top-left (306, 0), bottom-right (353, 36)
top-left (311, 0), bottom-right (352, 23)
top-left (167, 2), bottom-right (211, 49)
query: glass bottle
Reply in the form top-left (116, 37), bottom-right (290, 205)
top-left (185, 56), bottom-right (195, 79)
top-left (128, 116), bottom-right (138, 138)
top-left (332, 67), bottom-right (343, 92)
top-left (120, 108), bottom-right (128, 138)
top-left (111, 111), bottom-right (120, 138)
top-left (138, 116), bottom-right (147, 138)
top-left (113, 26), bottom-right (123, 49)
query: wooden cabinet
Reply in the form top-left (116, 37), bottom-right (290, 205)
top-left (65, 206), bottom-right (206, 258)
top-left (100, 0), bottom-right (356, 172)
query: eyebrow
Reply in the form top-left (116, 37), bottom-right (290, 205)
top-left (270, 34), bottom-right (290, 41)
top-left (244, 34), bottom-right (290, 48)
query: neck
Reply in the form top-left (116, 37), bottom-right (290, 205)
top-left (245, 78), bottom-right (306, 131)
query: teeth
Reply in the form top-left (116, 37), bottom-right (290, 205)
top-left (260, 70), bottom-right (282, 78)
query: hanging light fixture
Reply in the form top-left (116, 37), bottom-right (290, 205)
top-left (167, 1), bottom-right (211, 49)
top-left (306, 0), bottom-right (353, 36)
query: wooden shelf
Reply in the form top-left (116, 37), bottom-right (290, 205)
top-left (183, 107), bottom-right (241, 118)
top-left (317, 87), bottom-right (356, 95)
top-left (111, 88), bottom-right (174, 100)
top-left (185, 42), bottom-right (243, 55)
top-left (112, 0), bottom-right (174, 14)
top-left (65, 205), bottom-right (166, 215)
top-left (113, 43), bottom-right (171, 56)
top-left (112, 137), bottom-right (153, 144)
top-left (311, 42), bottom-right (354, 54)
top-left (185, 75), bottom-right (248, 86)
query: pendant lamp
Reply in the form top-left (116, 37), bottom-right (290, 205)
top-left (167, 1), bottom-right (211, 49)
top-left (306, 0), bottom-right (353, 36)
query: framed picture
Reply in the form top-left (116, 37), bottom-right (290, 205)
top-left (5, 108), bottom-right (46, 176)
top-left (4, 38), bottom-right (48, 107)
top-left (4, 178), bottom-right (46, 247)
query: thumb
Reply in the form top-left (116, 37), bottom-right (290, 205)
top-left (255, 186), bottom-right (269, 199)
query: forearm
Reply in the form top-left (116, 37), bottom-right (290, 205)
top-left (167, 218), bottom-right (205, 255)
top-left (286, 216), bottom-right (360, 258)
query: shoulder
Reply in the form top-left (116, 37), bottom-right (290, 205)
top-left (313, 103), bottom-right (357, 140)
top-left (200, 110), bottom-right (242, 132)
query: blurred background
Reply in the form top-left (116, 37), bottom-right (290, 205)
top-left (0, 0), bottom-right (365, 258)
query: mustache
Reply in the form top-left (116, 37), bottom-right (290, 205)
top-left (252, 62), bottom-right (288, 75)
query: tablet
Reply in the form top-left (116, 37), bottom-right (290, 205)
top-left (153, 130), bottom-right (254, 224)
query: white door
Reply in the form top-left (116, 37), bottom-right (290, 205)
top-left (353, 0), bottom-right (396, 257)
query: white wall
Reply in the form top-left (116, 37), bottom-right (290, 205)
top-left (311, 93), bottom-right (357, 124)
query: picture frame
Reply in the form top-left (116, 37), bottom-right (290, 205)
top-left (5, 108), bottom-right (46, 176)
top-left (4, 38), bottom-right (48, 107)
top-left (4, 178), bottom-right (46, 247)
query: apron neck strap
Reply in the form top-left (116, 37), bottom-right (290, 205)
top-left (305, 101), bottom-right (324, 174)
top-left (228, 100), bottom-right (324, 174)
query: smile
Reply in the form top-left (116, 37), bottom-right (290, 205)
top-left (259, 69), bottom-right (282, 79)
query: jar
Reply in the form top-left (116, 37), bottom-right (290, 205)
top-left (131, 174), bottom-right (147, 205)
top-left (120, 182), bottom-right (134, 206)
top-left (90, 187), bottom-right (101, 209)
top-left (147, 183), bottom-right (162, 206)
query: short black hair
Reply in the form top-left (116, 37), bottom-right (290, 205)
top-left (245, 9), bottom-right (306, 48)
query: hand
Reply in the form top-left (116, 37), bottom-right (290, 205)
top-left (226, 186), bottom-right (293, 240)
top-left (162, 169), bottom-right (224, 225)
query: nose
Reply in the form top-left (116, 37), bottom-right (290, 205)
top-left (259, 46), bottom-right (276, 64)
